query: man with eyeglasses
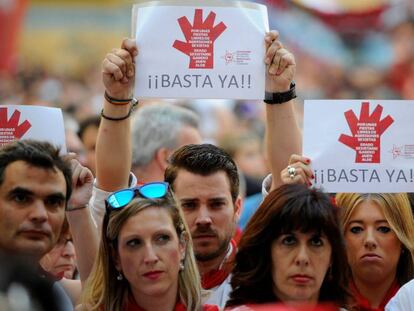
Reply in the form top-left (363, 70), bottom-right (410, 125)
top-left (93, 30), bottom-right (300, 306)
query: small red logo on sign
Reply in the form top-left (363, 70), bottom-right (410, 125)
top-left (0, 108), bottom-right (31, 146)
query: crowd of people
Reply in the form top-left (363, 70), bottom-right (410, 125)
top-left (0, 1), bottom-right (414, 311)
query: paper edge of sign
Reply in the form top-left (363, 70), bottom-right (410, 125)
top-left (131, 0), bottom-right (268, 37)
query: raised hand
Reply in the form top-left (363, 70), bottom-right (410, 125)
top-left (67, 157), bottom-right (93, 210)
top-left (281, 154), bottom-right (314, 187)
top-left (102, 38), bottom-right (138, 100)
top-left (264, 30), bottom-right (296, 93)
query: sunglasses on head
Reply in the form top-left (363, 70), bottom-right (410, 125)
top-left (105, 181), bottom-right (169, 212)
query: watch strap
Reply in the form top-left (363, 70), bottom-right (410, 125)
top-left (264, 82), bottom-right (296, 104)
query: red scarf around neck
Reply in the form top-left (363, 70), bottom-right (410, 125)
top-left (349, 279), bottom-right (400, 311)
top-left (201, 239), bottom-right (237, 290)
top-left (124, 295), bottom-right (218, 311)
top-left (125, 298), bottom-right (186, 311)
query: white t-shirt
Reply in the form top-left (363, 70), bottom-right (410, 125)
top-left (204, 273), bottom-right (232, 307)
top-left (261, 173), bottom-right (272, 197)
top-left (385, 279), bottom-right (414, 311)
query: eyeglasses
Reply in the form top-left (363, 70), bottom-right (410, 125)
top-left (105, 182), bottom-right (169, 212)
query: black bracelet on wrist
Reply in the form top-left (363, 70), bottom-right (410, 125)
top-left (101, 98), bottom-right (139, 121)
top-left (104, 91), bottom-right (133, 105)
top-left (66, 203), bottom-right (88, 212)
top-left (264, 82), bottom-right (297, 104)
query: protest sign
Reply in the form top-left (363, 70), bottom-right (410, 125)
top-left (303, 100), bottom-right (414, 193)
top-left (132, 0), bottom-right (268, 99)
top-left (0, 105), bottom-right (66, 152)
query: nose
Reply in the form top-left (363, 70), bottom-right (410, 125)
top-left (294, 244), bottom-right (310, 267)
top-left (28, 201), bottom-right (48, 223)
top-left (195, 206), bottom-right (212, 226)
top-left (62, 241), bottom-right (76, 258)
top-left (364, 228), bottom-right (377, 250)
top-left (143, 244), bottom-right (159, 265)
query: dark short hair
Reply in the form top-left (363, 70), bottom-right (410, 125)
top-left (0, 140), bottom-right (72, 203)
top-left (227, 184), bottom-right (350, 307)
top-left (78, 116), bottom-right (101, 141)
top-left (164, 144), bottom-right (239, 202)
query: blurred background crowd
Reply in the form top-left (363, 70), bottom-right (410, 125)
top-left (0, 0), bottom-right (413, 198)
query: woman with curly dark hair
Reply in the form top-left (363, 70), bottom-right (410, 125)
top-left (226, 184), bottom-right (350, 309)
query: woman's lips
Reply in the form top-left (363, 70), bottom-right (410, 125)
top-left (291, 274), bottom-right (313, 284)
top-left (361, 253), bottom-right (382, 262)
top-left (143, 271), bottom-right (163, 280)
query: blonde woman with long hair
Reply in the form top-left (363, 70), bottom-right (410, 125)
top-left (336, 192), bottom-right (414, 311)
top-left (80, 182), bottom-right (218, 311)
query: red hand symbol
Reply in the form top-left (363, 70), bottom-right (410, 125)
top-left (173, 9), bottom-right (226, 69)
top-left (338, 102), bottom-right (393, 163)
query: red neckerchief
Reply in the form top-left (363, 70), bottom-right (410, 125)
top-left (124, 295), bottom-right (219, 311)
top-left (124, 295), bottom-right (185, 311)
top-left (201, 239), bottom-right (237, 290)
top-left (349, 279), bottom-right (400, 311)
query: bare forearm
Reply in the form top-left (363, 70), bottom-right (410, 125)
top-left (95, 99), bottom-right (131, 191)
top-left (266, 101), bottom-right (301, 191)
top-left (66, 207), bottom-right (99, 284)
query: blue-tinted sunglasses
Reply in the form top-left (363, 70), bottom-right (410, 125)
top-left (105, 182), bottom-right (169, 211)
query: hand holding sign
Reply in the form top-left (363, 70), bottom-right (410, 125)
top-left (280, 154), bottom-right (314, 187)
top-left (173, 9), bottom-right (227, 69)
top-left (264, 31), bottom-right (296, 92)
top-left (102, 38), bottom-right (138, 100)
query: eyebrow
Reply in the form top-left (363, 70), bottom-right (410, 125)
top-left (46, 193), bottom-right (67, 201)
top-left (8, 187), bottom-right (34, 197)
top-left (348, 219), bottom-right (389, 225)
top-left (180, 198), bottom-right (198, 202)
top-left (208, 197), bottom-right (228, 202)
top-left (8, 187), bottom-right (66, 201)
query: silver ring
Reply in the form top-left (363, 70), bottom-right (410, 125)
top-left (287, 165), bottom-right (296, 179)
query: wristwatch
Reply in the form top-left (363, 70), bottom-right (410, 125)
top-left (264, 82), bottom-right (296, 104)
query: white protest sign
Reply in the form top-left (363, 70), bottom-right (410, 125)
top-left (0, 105), bottom-right (66, 153)
top-left (303, 100), bottom-right (414, 193)
top-left (132, 0), bottom-right (269, 99)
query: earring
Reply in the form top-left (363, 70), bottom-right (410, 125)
top-left (179, 260), bottom-right (185, 271)
top-left (117, 272), bottom-right (123, 281)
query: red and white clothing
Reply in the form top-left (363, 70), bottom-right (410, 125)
top-left (349, 279), bottom-right (400, 311)
top-left (202, 239), bottom-right (237, 306)
top-left (89, 173), bottom-right (235, 307)
top-left (124, 294), bottom-right (219, 311)
top-left (386, 279), bottom-right (414, 311)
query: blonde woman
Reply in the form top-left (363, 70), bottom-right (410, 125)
top-left (336, 193), bottom-right (414, 311)
top-left (80, 182), bottom-right (218, 311)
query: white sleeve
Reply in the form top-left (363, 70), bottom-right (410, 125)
top-left (385, 280), bottom-right (414, 311)
top-left (88, 172), bottom-right (138, 233)
top-left (261, 174), bottom-right (272, 198)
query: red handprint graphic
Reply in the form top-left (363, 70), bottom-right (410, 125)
top-left (0, 107), bottom-right (31, 146)
top-left (338, 102), bottom-right (393, 163)
top-left (173, 9), bottom-right (227, 69)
